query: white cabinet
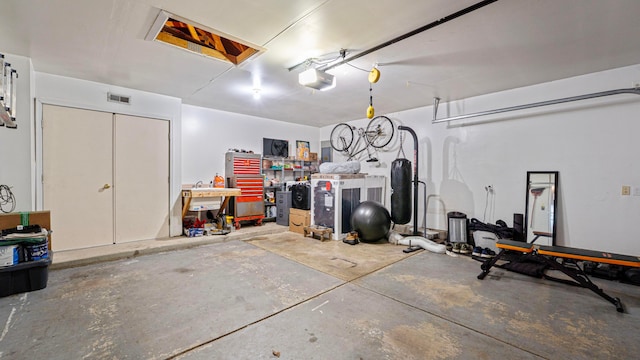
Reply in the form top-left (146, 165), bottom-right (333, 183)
top-left (42, 105), bottom-right (170, 251)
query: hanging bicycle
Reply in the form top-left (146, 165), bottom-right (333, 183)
top-left (329, 115), bottom-right (395, 161)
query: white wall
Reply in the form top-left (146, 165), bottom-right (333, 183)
top-left (0, 53), bottom-right (34, 212)
top-left (182, 104), bottom-right (319, 184)
top-left (35, 73), bottom-right (184, 236)
top-left (7, 55), bottom-right (640, 255)
top-left (321, 64), bottom-right (640, 255)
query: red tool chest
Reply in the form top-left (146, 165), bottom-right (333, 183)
top-left (225, 152), bottom-right (265, 228)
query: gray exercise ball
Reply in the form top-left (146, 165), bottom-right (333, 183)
top-left (351, 201), bottom-right (391, 242)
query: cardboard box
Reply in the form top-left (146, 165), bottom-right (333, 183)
top-left (289, 208), bottom-right (310, 234)
top-left (0, 245), bottom-right (20, 267)
top-left (296, 147), bottom-right (310, 161)
top-left (0, 211), bottom-right (52, 250)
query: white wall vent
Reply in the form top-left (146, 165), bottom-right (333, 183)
top-left (107, 93), bottom-right (131, 105)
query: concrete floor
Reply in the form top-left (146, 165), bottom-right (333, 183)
top-left (1, 226), bottom-right (639, 359)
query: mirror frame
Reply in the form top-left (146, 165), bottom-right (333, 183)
top-left (524, 171), bottom-right (558, 245)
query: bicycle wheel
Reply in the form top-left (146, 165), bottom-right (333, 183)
top-left (330, 123), bottom-right (354, 152)
top-left (0, 185), bottom-right (16, 213)
top-left (365, 115), bottom-right (394, 148)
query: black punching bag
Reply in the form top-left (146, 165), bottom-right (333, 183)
top-left (391, 158), bottom-right (412, 224)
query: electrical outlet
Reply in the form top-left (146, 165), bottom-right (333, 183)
top-left (633, 187), bottom-right (640, 196)
top-left (622, 185), bottom-right (631, 196)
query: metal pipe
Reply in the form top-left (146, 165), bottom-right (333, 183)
top-left (433, 88), bottom-right (640, 124)
top-left (417, 180), bottom-right (427, 235)
top-left (398, 125), bottom-right (419, 236)
top-left (320, 0), bottom-right (499, 72)
top-left (398, 236), bottom-right (445, 254)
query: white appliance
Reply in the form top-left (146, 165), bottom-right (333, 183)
top-left (310, 174), bottom-right (365, 240)
top-left (364, 175), bottom-right (386, 205)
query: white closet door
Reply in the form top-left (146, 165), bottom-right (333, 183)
top-left (43, 105), bottom-right (114, 251)
top-left (114, 114), bottom-right (170, 243)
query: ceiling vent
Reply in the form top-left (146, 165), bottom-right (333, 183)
top-left (107, 93), bottom-right (131, 105)
top-left (145, 10), bottom-right (264, 66)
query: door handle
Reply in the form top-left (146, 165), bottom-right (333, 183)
top-left (103, 184), bottom-right (111, 189)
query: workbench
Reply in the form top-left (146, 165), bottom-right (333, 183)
top-left (181, 188), bottom-right (242, 220)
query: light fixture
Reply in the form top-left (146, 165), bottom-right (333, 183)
top-left (252, 72), bottom-right (262, 100)
top-left (298, 68), bottom-right (336, 91)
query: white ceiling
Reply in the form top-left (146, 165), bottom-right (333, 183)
top-left (2, 0), bottom-right (640, 127)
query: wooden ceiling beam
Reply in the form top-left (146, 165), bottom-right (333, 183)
top-left (186, 24), bottom-right (200, 42)
top-left (156, 17), bottom-right (260, 66)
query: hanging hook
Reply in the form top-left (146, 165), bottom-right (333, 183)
top-left (433, 97), bottom-right (441, 122)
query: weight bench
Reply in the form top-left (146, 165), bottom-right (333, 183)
top-left (478, 239), bottom-right (640, 312)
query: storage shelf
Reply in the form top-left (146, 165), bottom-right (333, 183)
top-left (263, 157), bottom-right (317, 226)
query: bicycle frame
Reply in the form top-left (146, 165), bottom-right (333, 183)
top-left (342, 127), bottom-right (380, 161)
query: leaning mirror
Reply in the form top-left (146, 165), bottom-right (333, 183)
top-left (524, 171), bottom-right (558, 246)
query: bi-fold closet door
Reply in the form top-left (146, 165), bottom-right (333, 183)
top-left (42, 104), bottom-right (169, 251)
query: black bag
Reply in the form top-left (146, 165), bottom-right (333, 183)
top-left (390, 158), bottom-right (412, 224)
top-left (500, 254), bottom-right (549, 278)
top-left (468, 218), bottom-right (517, 240)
